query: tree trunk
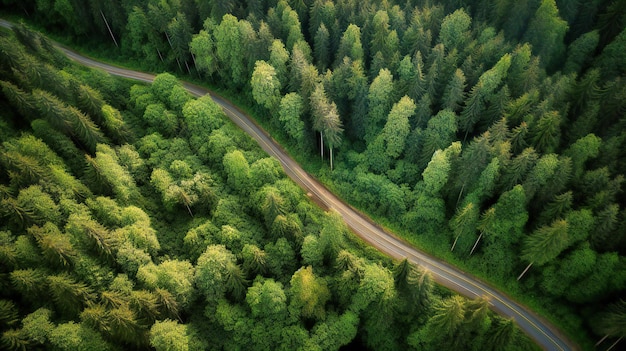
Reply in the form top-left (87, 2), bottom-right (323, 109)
top-left (320, 131), bottom-right (324, 160)
top-left (470, 232), bottom-right (483, 255)
top-left (100, 11), bottom-right (119, 47)
top-left (517, 262), bottom-right (533, 281)
top-left (596, 334), bottom-right (609, 346)
top-left (455, 183), bottom-right (465, 209)
top-left (606, 336), bottom-right (623, 351)
top-left (157, 48), bottom-right (164, 62)
top-left (330, 147), bottom-right (333, 171)
top-left (451, 235), bottom-right (460, 251)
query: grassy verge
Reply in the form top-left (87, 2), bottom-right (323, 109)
top-left (5, 17), bottom-right (593, 350)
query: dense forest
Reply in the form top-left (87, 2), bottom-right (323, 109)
top-left (0, 21), bottom-right (542, 350)
top-left (1, 0), bottom-right (625, 349)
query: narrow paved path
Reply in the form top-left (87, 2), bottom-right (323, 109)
top-left (0, 19), bottom-right (577, 351)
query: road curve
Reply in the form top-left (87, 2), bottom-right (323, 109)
top-left (0, 19), bottom-right (577, 351)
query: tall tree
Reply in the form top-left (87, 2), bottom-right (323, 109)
top-left (518, 219), bottom-right (569, 280)
top-left (439, 9), bottom-right (472, 52)
top-left (251, 60), bottom-right (281, 112)
top-left (366, 68), bottom-right (395, 141)
top-left (278, 93), bottom-right (306, 145)
top-left (149, 319), bottom-right (190, 351)
top-left (336, 24), bottom-right (364, 64)
top-left (379, 96), bottom-right (415, 159)
top-left (450, 202), bottom-right (479, 252)
top-left (523, 0), bottom-right (568, 71)
top-left (596, 299), bottom-right (626, 351)
top-left (289, 266), bottom-right (330, 320)
top-left (310, 83), bottom-right (343, 169)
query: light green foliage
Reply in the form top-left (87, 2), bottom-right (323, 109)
top-left (116, 242), bottom-right (152, 276)
top-left (28, 223), bottom-right (76, 267)
top-left (564, 133), bottom-right (601, 178)
top-left (88, 144), bottom-right (141, 204)
top-left (439, 9), bottom-right (472, 51)
top-left (301, 235), bottom-right (324, 268)
top-left (419, 109), bottom-right (458, 167)
top-left (351, 263), bottom-right (396, 313)
top-left (269, 40), bottom-right (290, 87)
top-left (251, 61), bottom-right (281, 111)
top-left (17, 185), bottom-right (61, 226)
top-left (366, 68), bottom-right (395, 140)
top-left (151, 73), bottom-right (180, 105)
top-left (99, 104), bottom-right (128, 142)
top-left (143, 103), bottom-right (178, 136)
top-left (380, 96), bottom-right (415, 159)
top-left (21, 308), bottom-right (54, 345)
top-left (289, 266), bottom-right (330, 320)
top-left (450, 202), bottom-right (479, 252)
top-left (223, 150), bottom-right (251, 194)
top-left (306, 311), bottom-right (359, 350)
top-left (47, 273), bottom-right (95, 317)
top-left (442, 68), bottom-right (466, 111)
top-left (522, 219), bottom-right (569, 267)
top-left (213, 14), bottom-right (246, 87)
top-left (149, 319), bottom-right (190, 351)
top-left (137, 260), bottom-right (195, 309)
top-left (195, 245), bottom-right (237, 303)
top-left (318, 210), bottom-right (347, 261)
top-left (182, 95), bottom-right (225, 150)
top-left (48, 322), bottom-right (109, 351)
top-left (422, 150), bottom-right (451, 196)
top-left (265, 237), bottom-right (297, 279)
top-left (278, 93), bottom-right (306, 143)
top-left (337, 24), bottom-right (364, 63)
top-left (246, 278), bottom-right (288, 320)
top-left (190, 20), bottom-right (217, 77)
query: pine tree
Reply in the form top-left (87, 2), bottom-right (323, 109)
top-left (518, 219), bottom-right (569, 280)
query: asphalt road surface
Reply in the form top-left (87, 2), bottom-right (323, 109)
top-left (0, 19), bottom-right (578, 351)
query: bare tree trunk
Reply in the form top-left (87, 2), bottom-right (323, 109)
top-left (451, 235), bottom-right (460, 251)
top-left (470, 232), bottom-right (483, 255)
top-left (606, 336), bottom-right (623, 351)
top-left (320, 131), bottom-right (324, 160)
top-left (157, 48), bottom-right (164, 62)
top-left (455, 183), bottom-right (465, 209)
top-left (164, 31), bottom-right (183, 72)
top-left (330, 147), bottom-right (333, 171)
top-left (100, 11), bottom-right (119, 47)
top-left (596, 334), bottom-right (609, 346)
top-left (517, 262), bottom-right (533, 281)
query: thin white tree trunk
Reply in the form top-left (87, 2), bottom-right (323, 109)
top-left (517, 262), bottom-right (533, 281)
top-left (451, 235), bottom-right (460, 251)
top-left (470, 232), bottom-right (483, 255)
top-left (100, 11), bottom-right (118, 47)
top-left (606, 336), bottom-right (623, 351)
top-left (596, 334), bottom-right (609, 346)
top-left (455, 183), bottom-right (465, 209)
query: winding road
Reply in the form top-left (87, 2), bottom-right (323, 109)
top-left (1, 19), bottom-right (577, 351)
